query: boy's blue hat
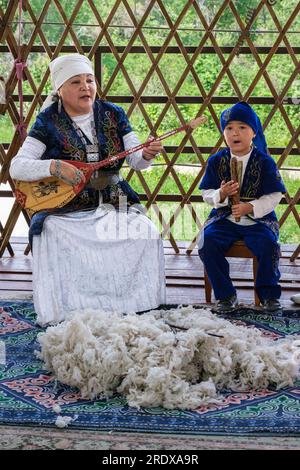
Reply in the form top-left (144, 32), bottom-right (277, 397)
top-left (220, 101), bottom-right (268, 154)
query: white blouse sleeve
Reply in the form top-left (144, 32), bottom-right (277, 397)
top-left (250, 192), bottom-right (282, 218)
top-left (9, 136), bottom-right (52, 181)
top-left (202, 188), bottom-right (229, 208)
top-left (123, 131), bottom-right (152, 170)
top-left (202, 188), bottom-right (282, 217)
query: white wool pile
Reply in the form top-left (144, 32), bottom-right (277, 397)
top-left (52, 404), bottom-right (62, 414)
top-left (55, 415), bottom-right (73, 428)
top-left (37, 306), bottom-right (300, 410)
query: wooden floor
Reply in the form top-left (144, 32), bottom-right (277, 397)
top-left (0, 238), bottom-right (299, 309)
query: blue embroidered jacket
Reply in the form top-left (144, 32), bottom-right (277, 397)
top-left (199, 148), bottom-right (286, 238)
top-left (28, 100), bottom-right (140, 244)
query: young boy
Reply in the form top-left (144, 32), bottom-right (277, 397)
top-left (198, 101), bottom-right (286, 313)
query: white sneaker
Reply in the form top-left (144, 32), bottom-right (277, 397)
top-left (290, 294), bottom-right (300, 305)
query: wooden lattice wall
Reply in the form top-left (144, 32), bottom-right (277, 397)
top-left (0, 0), bottom-right (299, 258)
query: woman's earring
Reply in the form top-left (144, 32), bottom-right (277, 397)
top-left (58, 95), bottom-right (62, 114)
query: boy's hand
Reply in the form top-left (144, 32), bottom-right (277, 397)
top-left (219, 180), bottom-right (239, 202)
top-left (231, 202), bottom-right (253, 218)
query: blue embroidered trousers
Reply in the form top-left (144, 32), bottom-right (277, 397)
top-left (198, 219), bottom-right (281, 302)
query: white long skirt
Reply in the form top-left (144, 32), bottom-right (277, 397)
top-left (32, 206), bottom-right (166, 326)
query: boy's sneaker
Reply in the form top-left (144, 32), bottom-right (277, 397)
top-left (212, 295), bottom-right (238, 314)
top-left (261, 299), bottom-right (282, 313)
top-left (290, 294), bottom-right (300, 305)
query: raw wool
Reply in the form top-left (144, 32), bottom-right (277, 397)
top-left (38, 306), bottom-right (300, 410)
top-left (52, 404), bottom-right (62, 414)
top-left (54, 412), bottom-right (78, 428)
top-left (55, 415), bottom-right (73, 428)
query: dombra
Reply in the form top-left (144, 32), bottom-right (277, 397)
top-left (230, 156), bottom-right (243, 222)
top-left (14, 116), bottom-right (207, 216)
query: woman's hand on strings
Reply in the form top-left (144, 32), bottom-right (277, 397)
top-left (219, 180), bottom-right (239, 202)
top-left (50, 160), bottom-right (85, 186)
top-left (142, 136), bottom-right (163, 161)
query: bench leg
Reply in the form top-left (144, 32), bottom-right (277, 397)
top-left (253, 257), bottom-right (260, 306)
top-left (204, 270), bottom-right (212, 303)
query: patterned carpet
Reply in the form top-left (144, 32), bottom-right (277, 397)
top-left (1, 301), bottom-right (300, 437)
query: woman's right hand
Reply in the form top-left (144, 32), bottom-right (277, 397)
top-left (50, 160), bottom-right (85, 186)
top-left (219, 180), bottom-right (239, 202)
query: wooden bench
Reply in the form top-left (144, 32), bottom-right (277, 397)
top-left (204, 240), bottom-right (260, 306)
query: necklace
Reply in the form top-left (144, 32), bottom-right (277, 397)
top-left (71, 118), bottom-right (100, 162)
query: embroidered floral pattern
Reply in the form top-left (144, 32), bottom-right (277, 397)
top-left (101, 110), bottom-right (122, 168)
top-left (52, 114), bottom-right (85, 161)
top-left (218, 151), bottom-right (230, 182)
top-left (222, 108), bottom-right (232, 124)
top-left (242, 151), bottom-right (261, 198)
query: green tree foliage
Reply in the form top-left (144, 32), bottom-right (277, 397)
top-left (0, 0), bottom-right (299, 241)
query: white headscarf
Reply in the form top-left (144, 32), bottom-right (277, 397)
top-left (41, 54), bottom-right (94, 111)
